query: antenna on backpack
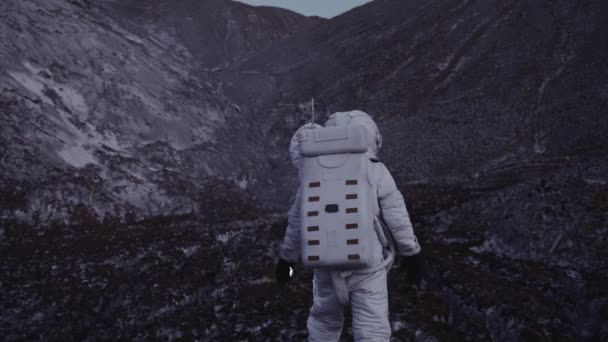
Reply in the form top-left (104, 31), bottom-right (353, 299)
top-left (310, 98), bottom-right (316, 128)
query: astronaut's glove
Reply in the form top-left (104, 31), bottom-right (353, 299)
top-left (275, 259), bottom-right (295, 284)
top-left (400, 253), bottom-right (424, 285)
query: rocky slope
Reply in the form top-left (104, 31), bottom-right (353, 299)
top-left (233, 0), bottom-right (608, 180)
top-left (104, 0), bottom-right (325, 67)
top-left (0, 0), bottom-right (321, 224)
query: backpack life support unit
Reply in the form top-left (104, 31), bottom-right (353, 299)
top-left (298, 124), bottom-right (382, 270)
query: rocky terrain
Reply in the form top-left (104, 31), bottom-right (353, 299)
top-left (0, 0), bottom-right (606, 340)
top-left (0, 0), bottom-right (311, 224)
top-left (229, 0), bottom-right (608, 188)
top-left (105, 0), bottom-right (325, 67)
top-left (2, 177), bottom-right (606, 340)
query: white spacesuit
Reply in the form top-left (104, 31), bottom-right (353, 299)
top-left (278, 110), bottom-right (421, 342)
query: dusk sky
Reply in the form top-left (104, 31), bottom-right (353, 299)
top-left (234, 0), bottom-right (372, 18)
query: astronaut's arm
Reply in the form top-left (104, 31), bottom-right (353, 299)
top-left (279, 188), bottom-right (302, 263)
top-left (377, 166), bottom-right (421, 256)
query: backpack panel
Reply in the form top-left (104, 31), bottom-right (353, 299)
top-left (298, 127), bottom-right (377, 269)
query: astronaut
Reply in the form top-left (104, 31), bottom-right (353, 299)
top-left (276, 110), bottom-right (423, 342)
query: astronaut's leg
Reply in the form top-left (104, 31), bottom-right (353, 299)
top-left (307, 270), bottom-right (344, 342)
top-left (349, 268), bottom-right (391, 342)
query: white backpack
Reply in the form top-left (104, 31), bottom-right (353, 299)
top-left (298, 125), bottom-right (380, 269)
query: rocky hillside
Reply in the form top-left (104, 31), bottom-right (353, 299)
top-left (0, 0), bottom-right (321, 224)
top-left (104, 0), bottom-right (325, 67)
top-left (234, 0), bottom-right (608, 180)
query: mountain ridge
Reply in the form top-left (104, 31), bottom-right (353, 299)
top-left (228, 0), bottom-right (608, 182)
top-left (104, 0), bottom-right (326, 67)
